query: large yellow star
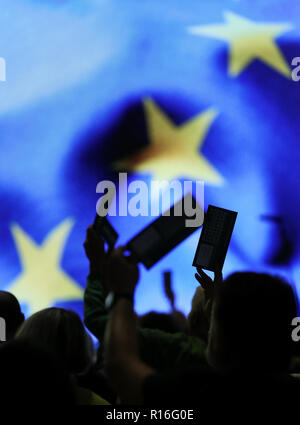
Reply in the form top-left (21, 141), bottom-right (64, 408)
top-left (114, 98), bottom-right (223, 183)
top-left (189, 11), bottom-right (292, 77)
top-left (7, 219), bottom-right (83, 315)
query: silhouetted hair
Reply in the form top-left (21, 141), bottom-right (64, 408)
top-left (0, 291), bottom-right (24, 340)
top-left (16, 307), bottom-right (93, 375)
top-left (210, 272), bottom-right (297, 372)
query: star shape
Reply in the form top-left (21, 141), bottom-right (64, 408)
top-left (114, 98), bottom-right (223, 184)
top-left (188, 11), bottom-right (292, 77)
top-left (7, 219), bottom-right (83, 315)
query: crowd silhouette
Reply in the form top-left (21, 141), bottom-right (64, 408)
top-left (0, 223), bottom-right (300, 413)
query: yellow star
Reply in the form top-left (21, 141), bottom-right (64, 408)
top-left (189, 11), bottom-right (292, 77)
top-left (114, 98), bottom-right (223, 184)
top-left (7, 219), bottom-right (83, 314)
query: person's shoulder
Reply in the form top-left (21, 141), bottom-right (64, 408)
top-left (75, 386), bottom-right (110, 405)
top-left (180, 334), bottom-right (207, 351)
top-left (139, 329), bottom-right (206, 354)
top-left (143, 369), bottom-right (300, 411)
top-left (143, 364), bottom-right (223, 407)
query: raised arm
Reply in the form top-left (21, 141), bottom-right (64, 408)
top-left (104, 247), bottom-right (154, 404)
top-left (188, 268), bottom-right (223, 342)
top-left (83, 225), bottom-right (207, 374)
top-left (83, 226), bottom-right (109, 342)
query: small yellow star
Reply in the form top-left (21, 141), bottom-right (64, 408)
top-left (114, 98), bottom-right (223, 184)
top-left (189, 11), bottom-right (292, 77)
top-left (7, 219), bottom-right (83, 314)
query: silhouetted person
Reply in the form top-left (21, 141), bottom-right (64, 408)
top-left (102, 247), bottom-right (300, 415)
top-left (16, 307), bottom-right (110, 405)
top-left (0, 290), bottom-right (24, 342)
top-left (207, 272), bottom-right (297, 373)
top-left (84, 226), bottom-right (207, 374)
top-left (138, 270), bottom-right (188, 334)
top-left (0, 339), bottom-right (75, 405)
top-left (138, 311), bottom-right (184, 333)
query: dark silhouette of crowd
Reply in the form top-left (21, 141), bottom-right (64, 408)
top-left (1, 224), bottom-right (300, 415)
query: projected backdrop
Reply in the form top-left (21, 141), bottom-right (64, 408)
top-left (1, 0), bottom-right (300, 319)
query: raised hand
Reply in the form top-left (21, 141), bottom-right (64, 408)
top-left (192, 268), bottom-right (223, 330)
top-left (195, 268), bottom-right (223, 302)
top-left (83, 225), bottom-right (107, 278)
top-left (105, 247), bottom-right (140, 296)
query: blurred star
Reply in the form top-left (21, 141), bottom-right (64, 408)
top-left (7, 219), bottom-right (83, 314)
top-left (189, 11), bottom-right (292, 77)
top-left (115, 98), bottom-right (223, 183)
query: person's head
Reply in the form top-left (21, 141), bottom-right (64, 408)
top-left (0, 291), bottom-right (24, 342)
top-left (16, 307), bottom-right (94, 375)
top-left (0, 339), bottom-right (75, 405)
top-left (138, 311), bottom-right (186, 334)
top-left (207, 272), bottom-right (297, 374)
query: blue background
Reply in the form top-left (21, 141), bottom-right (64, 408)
top-left (1, 0), bottom-right (300, 319)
